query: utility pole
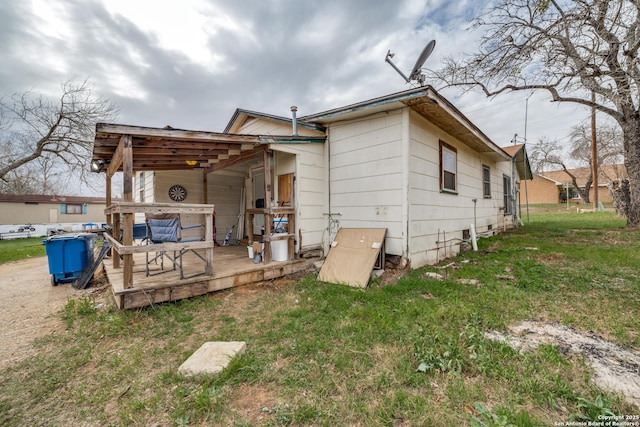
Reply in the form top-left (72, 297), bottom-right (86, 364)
top-left (524, 92), bottom-right (533, 224)
top-left (591, 91), bottom-right (598, 210)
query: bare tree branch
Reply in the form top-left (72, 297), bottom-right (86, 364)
top-left (0, 78), bottom-right (119, 193)
top-left (427, 0), bottom-right (640, 225)
top-left (530, 123), bottom-right (625, 203)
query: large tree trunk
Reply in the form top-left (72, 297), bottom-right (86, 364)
top-left (608, 179), bottom-right (630, 217)
top-left (622, 122), bottom-right (640, 227)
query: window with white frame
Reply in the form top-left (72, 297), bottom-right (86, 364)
top-left (139, 172), bottom-right (145, 202)
top-left (440, 141), bottom-right (457, 193)
top-left (482, 165), bottom-right (491, 198)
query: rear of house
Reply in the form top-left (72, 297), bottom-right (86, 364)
top-left (302, 88), bottom-right (520, 268)
top-left (135, 87), bottom-right (527, 270)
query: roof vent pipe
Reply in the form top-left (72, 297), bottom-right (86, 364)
top-left (290, 106), bottom-right (298, 136)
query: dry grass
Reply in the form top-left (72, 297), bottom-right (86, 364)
top-left (1, 210), bottom-right (639, 426)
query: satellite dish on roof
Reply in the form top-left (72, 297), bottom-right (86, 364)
top-left (385, 39), bottom-right (436, 86)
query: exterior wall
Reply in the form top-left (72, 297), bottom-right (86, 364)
top-left (327, 110), bottom-right (405, 256)
top-left (235, 117), bottom-right (326, 253)
top-left (592, 186), bottom-right (613, 203)
top-left (407, 110), bottom-right (513, 268)
top-left (133, 171), bottom-right (156, 223)
top-left (146, 125), bottom-right (327, 252)
top-left (272, 144), bottom-right (326, 251)
top-left (0, 199), bottom-right (107, 235)
top-left (134, 171), bottom-right (155, 203)
top-left (0, 201), bottom-right (106, 225)
top-left (526, 166), bottom-right (621, 205)
top-left (206, 171), bottom-right (245, 241)
top-left (525, 175), bottom-right (561, 204)
top-left (238, 118), bottom-right (320, 137)
top-left (152, 170), bottom-right (208, 231)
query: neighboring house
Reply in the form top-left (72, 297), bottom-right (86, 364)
top-left (131, 86), bottom-right (531, 269)
top-left (0, 193), bottom-right (113, 236)
top-left (526, 164), bottom-right (627, 204)
top-left (527, 174), bottom-right (565, 204)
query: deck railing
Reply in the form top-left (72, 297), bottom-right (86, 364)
top-left (245, 207), bottom-right (295, 262)
top-left (104, 202), bottom-right (215, 289)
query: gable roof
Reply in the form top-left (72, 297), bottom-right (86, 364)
top-left (502, 144), bottom-right (533, 180)
top-left (224, 108), bottom-right (325, 134)
top-left (539, 164), bottom-right (627, 187)
top-left (533, 173), bottom-right (564, 185)
top-left (301, 86), bottom-right (511, 161)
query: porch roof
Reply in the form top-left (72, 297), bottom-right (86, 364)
top-left (92, 123), bottom-right (325, 173)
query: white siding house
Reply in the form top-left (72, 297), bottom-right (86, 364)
top-left (137, 87), bottom-right (528, 269)
top-left (301, 87), bottom-right (524, 268)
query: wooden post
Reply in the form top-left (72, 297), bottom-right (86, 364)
top-left (122, 135), bottom-right (133, 202)
top-left (204, 210), bottom-right (213, 275)
top-left (287, 212), bottom-right (295, 260)
top-left (121, 135), bottom-right (134, 288)
top-left (105, 173), bottom-right (114, 264)
top-left (246, 211), bottom-right (254, 245)
top-left (105, 174), bottom-right (112, 229)
top-left (112, 212), bottom-right (121, 269)
top-left (202, 169), bottom-right (208, 204)
top-left (263, 149), bottom-right (272, 263)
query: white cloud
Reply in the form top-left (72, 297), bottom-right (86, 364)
top-left (2, 0), bottom-right (592, 151)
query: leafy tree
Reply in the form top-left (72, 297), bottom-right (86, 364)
top-left (428, 0), bottom-right (640, 225)
top-left (0, 79), bottom-right (119, 194)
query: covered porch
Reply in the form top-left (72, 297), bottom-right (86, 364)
top-left (91, 123), bottom-right (324, 308)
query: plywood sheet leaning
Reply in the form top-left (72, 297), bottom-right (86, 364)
top-left (318, 228), bottom-right (386, 288)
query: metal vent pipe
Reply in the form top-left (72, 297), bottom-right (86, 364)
top-left (290, 106), bottom-right (298, 136)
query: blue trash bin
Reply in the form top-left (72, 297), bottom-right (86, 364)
top-left (43, 233), bottom-right (96, 286)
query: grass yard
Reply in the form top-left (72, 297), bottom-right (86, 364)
top-left (0, 237), bottom-right (45, 264)
top-left (1, 209), bottom-right (639, 426)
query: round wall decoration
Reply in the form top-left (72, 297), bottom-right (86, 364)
top-left (168, 184), bottom-right (187, 202)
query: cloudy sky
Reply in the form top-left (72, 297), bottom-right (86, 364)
top-left (2, 0), bottom-right (592, 157)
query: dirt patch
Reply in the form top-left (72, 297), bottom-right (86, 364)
top-left (0, 257), bottom-right (84, 370)
top-left (486, 320), bottom-right (640, 407)
top-left (228, 383), bottom-right (281, 423)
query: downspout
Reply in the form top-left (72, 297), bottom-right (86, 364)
top-left (401, 108), bottom-right (410, 267)
top-left (323, 125), bottom-right (333, 256)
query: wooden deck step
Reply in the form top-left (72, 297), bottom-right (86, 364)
top-left (103, 245), bottom-right (314, 309)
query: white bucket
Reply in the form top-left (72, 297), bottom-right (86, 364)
top-left (270, 233), bottom-right (288, 261)
top-left (247, 246), bottom-right (254, 258)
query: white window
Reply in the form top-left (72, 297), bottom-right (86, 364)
top-left (440, 141), bottom-right (457, 193)
top-left (482, 165), bottom-right (491, 198)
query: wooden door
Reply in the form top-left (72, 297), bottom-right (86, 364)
top-left (278, 173), bottom-right (294, 206)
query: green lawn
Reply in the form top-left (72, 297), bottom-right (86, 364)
top-left (0, 237), bottom-right (46, 264)
top-left (1, 210), bottom-right (638, 426)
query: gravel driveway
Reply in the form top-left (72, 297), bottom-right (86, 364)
top-left (0, 256), bottom-right (83, 370)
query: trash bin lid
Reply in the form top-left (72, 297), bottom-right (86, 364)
top-left (45, 232), bottom-right (96, 242)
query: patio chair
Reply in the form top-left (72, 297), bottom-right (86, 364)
top-left (145, 213), bottom-right (207, 279)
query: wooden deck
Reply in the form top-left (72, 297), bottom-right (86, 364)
top-left (104, 245), bottom-right (314, 309)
